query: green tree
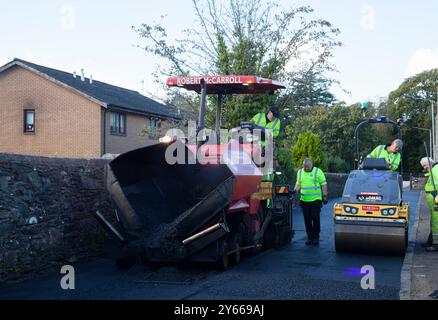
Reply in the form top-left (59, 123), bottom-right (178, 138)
top-left (385, 69), bottom-right (438, 172)
top-left (326, 155), bottom-right (350, 173)
top-left (277, 147), bottom-right (295, 183)
top-left (292, 131), bottom-right (326, 170)
top-left (134, 0), bottom-right (342, 129)
top-left (278, 69), bottom-right (338, 117)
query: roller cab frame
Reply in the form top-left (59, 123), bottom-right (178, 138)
top-left (333, 117), bottom-right (410, 256)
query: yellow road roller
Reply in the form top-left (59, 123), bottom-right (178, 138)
top-left (334, 117), bottom-right (409, 255)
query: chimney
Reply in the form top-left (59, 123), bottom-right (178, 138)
top-left (73, 71), bottom-right (76, 79)
top-left (89, 75), bottom-right (93, 84)
top-left (80, 69), bottom-right (85, 82)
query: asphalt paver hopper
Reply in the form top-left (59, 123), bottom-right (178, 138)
top-left (96, 75), bottom-right (293, 269)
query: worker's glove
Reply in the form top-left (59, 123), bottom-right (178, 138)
top-left (323, 195), bottom-right (329, 205)
top-left (432, 191), bottom-right (438, 198)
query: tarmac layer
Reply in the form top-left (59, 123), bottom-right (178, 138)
top-left (405, 191), bottom-right (438, 300)
top-left (0, 192), bottom-right (420, 300)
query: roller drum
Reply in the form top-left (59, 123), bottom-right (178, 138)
top-left (334, 220), bottom-right (407, 256)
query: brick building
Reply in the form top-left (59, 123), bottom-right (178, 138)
top-left (0, 58), bottom-right (181, 158)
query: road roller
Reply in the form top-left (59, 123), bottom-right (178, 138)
top-left (334, 117), bottom-right (409, 255)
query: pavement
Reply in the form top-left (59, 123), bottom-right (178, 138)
top-left (0, 192), bottom-right (421, 300)
top-left (401, 191), bottom-right (438, 300)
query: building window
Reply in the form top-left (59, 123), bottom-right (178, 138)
top-left (148, 118), bottom-right (161, 139)
top-left (24, 110), bottom-right (35, 133)
top-left (149, 118), bottom-right (161, 128)
top-left (110, 112), bottom-right (126, 135)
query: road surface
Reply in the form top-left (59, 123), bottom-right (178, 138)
top-left (0, 191), bottom-right (420, 300)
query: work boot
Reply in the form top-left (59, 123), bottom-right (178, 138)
top-left (422, 241), bottom-right (433, 248)
top-left (422, 234), bottom-right (433, 248)
top-left (305, 239), bottom-right (313, 246)
top-left (425, 245), bottom-right (438, 252)
top-left (312, 239), bottom-right (319, 246)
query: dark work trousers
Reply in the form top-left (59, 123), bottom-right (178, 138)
top-left (300, 200), bottom-right (323, 241)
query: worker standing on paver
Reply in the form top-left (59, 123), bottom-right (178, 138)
top-left (251, 106), bottom-right (281, 142)
top-left (420, 157), bottom-right (438, 251)
top-left (251, 107), bottom-right (281, 206)
top-left (367, 139), bottom-right (403, 171)
top-left (294, 158), bottom-right (328, 246)
top-left (251, 106), bottom-right (281, 175)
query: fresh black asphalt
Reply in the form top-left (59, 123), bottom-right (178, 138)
top-left (0, 191), bottom-right (420, 300)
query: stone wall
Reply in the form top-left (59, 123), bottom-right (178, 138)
top-left (0, 153), bottom-right (115, 282)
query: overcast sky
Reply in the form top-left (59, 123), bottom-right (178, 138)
top-left (1, 0), bottom-right (437, 104)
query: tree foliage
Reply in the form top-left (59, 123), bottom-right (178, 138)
top-left (385, 69), bottom-right (438, 172)
top-left (292, 131), bottom-right (326, 170)
top-left (134, 0), bottom-right (342, 128)
top-left (277, 147), bottom-right (295, 182)
top-left (326, 155), bottom-right (350, 173)
top-left (285, 103), bottom-right (384, 169)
